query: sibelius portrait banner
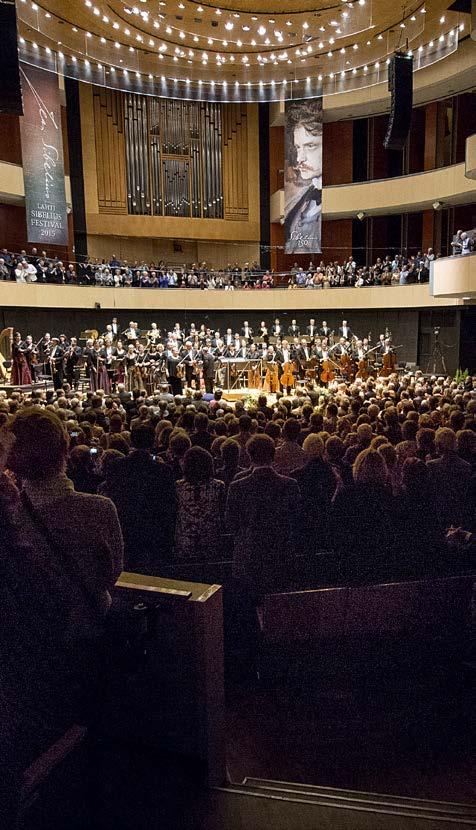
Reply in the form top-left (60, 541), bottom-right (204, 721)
top-left (284, 97), bottom-right (323, 255)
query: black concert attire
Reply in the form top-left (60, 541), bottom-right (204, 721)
top-left (288, 324), bottom-right (300, 337)
top-left (167, 356), bottom-right (183, 396)
top-left (182, 348), bottom-right (200, 388)
top-left (200, 353), bottom-right (215, 394)
top-left (84, 347), bottom-right (98, 392)
top-left (63, 345), bottom-right (83, 389)
top-left (48, 344), bottom-right (64, 390)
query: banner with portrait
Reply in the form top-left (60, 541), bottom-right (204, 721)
top-left (19, 63), bottom-right (68, 246)
top-left (284, 97), bottom-right (323, 255)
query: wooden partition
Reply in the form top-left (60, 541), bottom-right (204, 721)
top-left (109, 572), bottom-right (225, 786)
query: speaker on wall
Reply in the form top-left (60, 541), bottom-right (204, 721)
top-left (0, 1), bottom-right (23, 115)
top-left (383, 52), bottom-right (413, 151)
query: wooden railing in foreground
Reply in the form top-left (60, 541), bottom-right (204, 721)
top-left (111, 572), bottom-right (226, 787)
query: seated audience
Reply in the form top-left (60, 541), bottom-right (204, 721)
top-left (427, 427), bottom-right (471, 528)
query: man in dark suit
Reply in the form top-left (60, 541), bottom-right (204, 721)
top-left (101, 424), bottom-right (177, 574)
top-left (226, 435), bottom-right (300, 593)
top-left (338, 320), bottom-right (353, 341)
top-left (241, 321), bottom-right (253, 341)
top-left (200, 345), bottom-right (215, 394)
top-left (426, 427), bottom-right (471, 528)
top-left (319, 320), bottom-right (331, 338)
top-left (306, 319), bottom-right (317, 339)
top-left (271, 318), bottom-right (282, 337)
top-left (288, 319), bottom-right (300, 338)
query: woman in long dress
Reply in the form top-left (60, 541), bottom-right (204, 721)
top-left (11, 333), bottom-right (32, 386)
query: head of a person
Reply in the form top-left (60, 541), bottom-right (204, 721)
top-left (6, 407), bottom-right (68, 481)
top-left (221, 437), bottom-right (240, 468)
top-left (353, 447), bottom-right (388, 487)
top-left (169, 430), bottom-right (191, 460)
top-left (246, 434), bottom-right (275, 467)
top-left (401, 457), bottom-right (430, 495)
top-left (416, 427), bottom-right (435, 455)
top-left (435, 426), bottom-right (457, 455)
top-left (303, 434), bottom-right (324, 459)
top-left (68, 444), bottom-right (97, 475)
top-left (457, 428), bottom-right (475, 457)
top-left (282, 418), bottom-right (301, 443)
top-left (288, 100), bottom-right (323, 181)
top-left (356, 422), bottom-right (373, 448)
top-left (401, 419), bottom-right (419, 442)
top-left (131, 424), bottom-right (155, 452)
top-left (194, 412), bottom-right (209, 433)
top-left (183, 446), bottom-right (214, 485)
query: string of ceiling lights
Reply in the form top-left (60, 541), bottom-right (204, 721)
top-left (16, 0), bottom-right (464, 101)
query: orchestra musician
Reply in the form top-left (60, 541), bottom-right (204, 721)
top-left (49, 337), bottom-right (65, 390)
top-left (11, 332), bottom-right (32, 386)
top-left (200, 345), bottom-right (215, 394)
top-left (103, 337), bottom-right (117, 391)
top-left (271, 318), bottom-right (282, 337)
top-left (63, 337), bottom-right (83, 389)
top-left (166, 346), bottom-right (183, 396)
top-left (306, 319), bottom-right (317, 339)
top-left (123, 321), bottom-right (139, 341)
top-left (287, 319), bottom-right (300, 337)
top-left (22, 335), bottom-right (42, 382)
top-left (114, 339), bottom-right (127, 386)
top-left (241, 321), bottom-right (253, 341)
top-left (83, 339), bottom-right (97, 391)
top-left (339, 319), bottom-right (353, 340)
top-left (258, 321), bottom-right (269, 343)
top-left (182, 341), bottom-right (201, 388)
top-left (320, 320), bottom-right (331, 339)
top-left (111, 317), bottom-right (120, 341)
top-left (147, 322), bottom-right (161, 345)
top-left (125, 344), bottom-right (138, 392)
top-left (39, 333), bottom-right (52, 376)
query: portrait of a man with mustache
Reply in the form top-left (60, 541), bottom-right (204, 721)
top-left (284, 99), bottom-right (323, 255)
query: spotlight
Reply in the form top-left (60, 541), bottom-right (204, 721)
top-left (357, 211), bottom-right (366, 221)
top-left (432, 201), bottom-right (443, 211)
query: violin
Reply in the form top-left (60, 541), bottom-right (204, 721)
top-left (280, 361), bottom-right (296, 389)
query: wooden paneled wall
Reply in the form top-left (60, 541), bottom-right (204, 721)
top-left (92, 88), bottom-right (127, 214)
top-left (222, 104), bottom-right (249, 222)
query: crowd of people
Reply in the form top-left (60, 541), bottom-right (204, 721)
top-left (1, 366), bottom-right (475, 819)
top-left (0, 245), bottom-right (445, 289)
top-left (8, 316), bottom-right (398, 396)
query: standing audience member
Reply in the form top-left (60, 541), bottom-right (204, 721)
top-left (226, 435), bottom-right (301, 593)
top-left (101, 424), bottom-right (176, 574)
top-left (175, 447), bottom-right (225, 561)
top-left (426, 427), bottom-right (471, 528)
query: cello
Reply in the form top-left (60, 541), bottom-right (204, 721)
top-left (264, 361), bottom-right (279, 393)
top-left (280, 361), bottom-right (297, 390)
top-left (320, 359), bottom-right (336, 384)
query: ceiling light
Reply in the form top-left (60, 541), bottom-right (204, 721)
top-left (303, 21), bottom-right (309, 30)
top-left (440, 15), bottom-right (445, 23)
top-left (225, 21), bottom-right (233, 30)
top-left (100, 36), bottom-right (106, 43)
top-left (258, 25), bottom-right (266, 36)
top-left (113, 21), bottom-right (120, 29)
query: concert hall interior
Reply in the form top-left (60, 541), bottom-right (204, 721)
top-left (0, 0), bottom-right (475, 827)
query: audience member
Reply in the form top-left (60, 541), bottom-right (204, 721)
top-left (175, 447), bottom-right (225, 561)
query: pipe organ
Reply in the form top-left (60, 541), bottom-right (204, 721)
top-left (92, 87), bottom-right (249, 221)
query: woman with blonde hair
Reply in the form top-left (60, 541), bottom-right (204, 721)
top-left (332, 448), bottom-right (395, 561)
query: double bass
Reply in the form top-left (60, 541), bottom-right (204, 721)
top-left (320, 359), bottom-right (336, 384)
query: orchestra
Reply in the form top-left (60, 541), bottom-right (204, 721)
top-left (5, 317), bottom-right (401, 394)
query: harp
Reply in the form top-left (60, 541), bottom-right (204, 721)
top-left (0, 327), bottom-right (13, 380)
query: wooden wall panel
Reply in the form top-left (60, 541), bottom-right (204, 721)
top-left (92, 88), bottom-right (127, 214)
top-left (222, 104), bottom-right (248, 221)
top-left (0, 114), bottom-right (22, 165)
top-left (322, 122), bottom-right (353, 186)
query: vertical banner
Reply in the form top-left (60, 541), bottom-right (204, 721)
top-left (19, 63), bottom-right (68, 246)
top-left (284, 98), bottom-right (323, 255)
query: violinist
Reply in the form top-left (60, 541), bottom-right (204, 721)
top-left (63, 337), bottom-right (83, 389)
top-left (23, 335), bottom-right (41, 382)
top-left (236, 339), bottom-right (248, 360)
top-left (182, 341), bottom-right (200, 388)
top-left (147, 322), bottom-right (161, 346)
top-left (123, 321), bottom-right (139, 342)
top-left (339, 320), bottom-right (353, 341)
top-left (258, 321), bottom-right (269, 343)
